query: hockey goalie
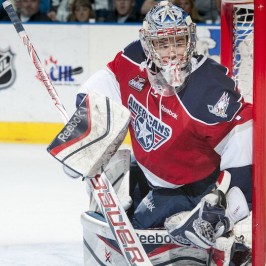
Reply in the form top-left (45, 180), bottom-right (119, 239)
top-left (48, 1), bottom-right (253, 265)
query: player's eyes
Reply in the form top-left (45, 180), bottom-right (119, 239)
top-left (176, 41), bottom-right (186, 46)
top-left (154, 39), bottom-right (186, 50)
top-left (160, 44), bottom-right (170, 49)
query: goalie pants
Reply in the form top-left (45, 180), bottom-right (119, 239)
top-left (131, 166), bottom-right (221, 229)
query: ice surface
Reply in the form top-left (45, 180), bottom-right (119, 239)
top-left (0, 243), bottom-right (84, 266)
top-left (0, 143), bottom-right (89, 265)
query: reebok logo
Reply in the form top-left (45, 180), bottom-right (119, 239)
top-left (138, 233), bottom-right (172, 244)
top-left (161, 105), bottom-right (178, 120)
top-left (58, 109), bottom-right (87, 142)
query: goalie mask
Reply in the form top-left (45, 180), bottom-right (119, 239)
top-left (139, 0), bottom-right (196, 95)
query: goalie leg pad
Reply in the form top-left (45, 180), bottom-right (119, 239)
top-left (47, 91), bottom-right (131, 177)
top-left (211, 234), bottom-right (236, 266)
top-left (225, 186), bottom-right (250, 231)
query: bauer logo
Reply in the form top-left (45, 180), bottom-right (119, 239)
top-left (0, 49), bottom-right (16, 90)
top-left (90, 176), bottom-right (146, 264)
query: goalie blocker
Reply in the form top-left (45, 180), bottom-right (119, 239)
top-left (47, 91), bottom-right (131, 177)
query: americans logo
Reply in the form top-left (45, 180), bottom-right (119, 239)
top-left (128, 95), bottom-right (172, 151)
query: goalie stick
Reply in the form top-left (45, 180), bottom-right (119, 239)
top-left (2, 2), bottom-right (152, 265)
top-left (2, 1), bottom-right (69, 124)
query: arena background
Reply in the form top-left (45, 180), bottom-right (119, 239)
top-left (0, 22), bottom-right (223, 266)
top-left (0, 23), bottom-right (220, 144)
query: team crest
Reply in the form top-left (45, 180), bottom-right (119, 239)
top-left (128, 95), bottom-right (171, 151)
top-left (207, 92), bottom-right (230, 118)
top-left (0, 48), bottom-right (16, 90)
top-left (128, 75), bottom-right (146, 92)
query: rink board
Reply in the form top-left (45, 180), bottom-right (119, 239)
top-left (0, 23), bottom-right (220, 143)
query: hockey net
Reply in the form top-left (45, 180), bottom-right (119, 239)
top-left (221, 0), bottom-right (266, 265)
top-left (221, 1), bottom-right (254, 103)
top-left (231, 4), bottom-right (253, 103)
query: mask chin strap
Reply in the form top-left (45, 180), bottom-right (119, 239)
top-left (173, 62), bottom-right (192, 93)
top-left (147, 69), bottom-right (176, 96)
top-left (144, 52), bottom-right (192, 95)
top-left (174, 56), bottom-right (201, 94)
top-left (161, 64), bottom-right (184, 87)
top-left (150, 61), bottom-right (192, 95)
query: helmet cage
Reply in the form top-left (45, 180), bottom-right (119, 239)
top-left (139, 1), bottom-right (197, 76)
top-left (140, 21), bottom-right (196, 73)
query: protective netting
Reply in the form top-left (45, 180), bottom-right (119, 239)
top-left (232, 4), bottom-right (254, 103)
top-left (226, 2), bottom-right (254, 254)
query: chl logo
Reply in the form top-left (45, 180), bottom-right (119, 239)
top-left (0, 49), bottom-right (16, 90)
top-left (128, 75), bottom-right (146, 92)
top-left (37, 56), bottom-right (83, 85)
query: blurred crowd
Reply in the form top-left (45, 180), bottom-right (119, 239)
top-left (0, 0), bottom-right (221, 23)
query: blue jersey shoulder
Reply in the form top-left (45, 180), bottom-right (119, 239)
top-left (123, 40), bottom-right (146, 64)
top-left (179, 57), bottom-right (242, 124)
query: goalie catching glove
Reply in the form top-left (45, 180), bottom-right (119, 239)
top-left (165, 186), bottom-right (249, 249)
top-left (47, 91), bottom-right (131, 178)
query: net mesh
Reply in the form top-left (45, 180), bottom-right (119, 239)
top-left (232, 4), bottom-right (254, 103)
top-left (226, 2), bottom-right (254, 253)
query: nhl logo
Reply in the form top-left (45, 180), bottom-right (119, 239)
top-left (0, 49), bottom-right (16, 90)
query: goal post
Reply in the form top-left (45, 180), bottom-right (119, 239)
top-left (221, 0), bottom-right (266, 265)
top-left (253, 1), bottom-right (266, 265)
